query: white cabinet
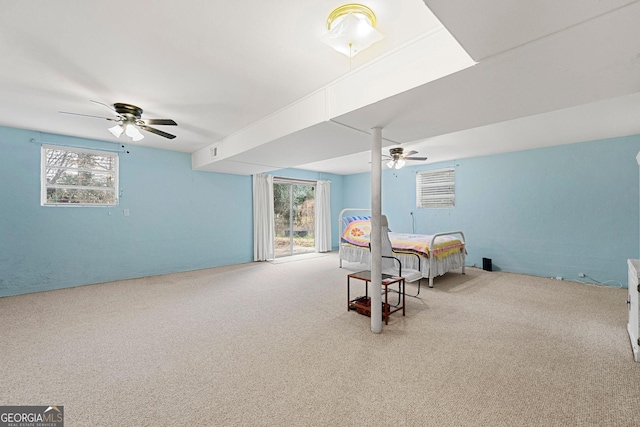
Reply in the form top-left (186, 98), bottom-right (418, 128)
top-left (627, 259), bottom-right (640, 362)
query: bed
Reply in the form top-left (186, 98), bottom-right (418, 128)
top-left (339, 208), bottom-right (466, 288)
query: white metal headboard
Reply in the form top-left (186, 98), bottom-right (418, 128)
top-left (338, 208), bottom-right (371, 268)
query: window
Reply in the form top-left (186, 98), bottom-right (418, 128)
top-left (416, 168), bottom-right (455, 208)
top-left (41, 145), bottom-right (118, 206)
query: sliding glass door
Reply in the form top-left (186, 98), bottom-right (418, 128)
top-left (274, 181), bottom-right (315, 257)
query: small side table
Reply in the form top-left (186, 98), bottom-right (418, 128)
top-left (347, 270), bottom-right (405, 325)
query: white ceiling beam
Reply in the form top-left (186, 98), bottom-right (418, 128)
top-left (192, 28), bottom-right (475, 174)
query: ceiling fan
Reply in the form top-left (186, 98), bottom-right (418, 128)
top-left (383, 147), bottom-right (428, 169)
top-left (60, 100), bottom-right (177, 141)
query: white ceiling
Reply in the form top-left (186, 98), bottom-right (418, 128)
top-left (1, 1), bottom-right (640, 175)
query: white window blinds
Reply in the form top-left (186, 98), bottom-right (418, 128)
top-left (416, 168), bottom-right (455, 208)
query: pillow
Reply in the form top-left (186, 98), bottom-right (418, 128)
top-left (341, 215), bottom-right (370, 229)
top-left (340, 215), bottom-right (392, 232)
top-left (341, 219), bottom-right (371, 247)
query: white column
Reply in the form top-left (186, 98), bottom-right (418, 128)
top-left (370, 127), bottom-right (382, 333)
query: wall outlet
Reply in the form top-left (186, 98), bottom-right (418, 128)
top-left (123, 209), bottom-right (130, 217)
top-left (578, 273), bottom-right (585, 278)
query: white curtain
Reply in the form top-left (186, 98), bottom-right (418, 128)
top-left (253, 173), bottom-right (275, 261)
top-left (315, 180), bottom-right (332, 253)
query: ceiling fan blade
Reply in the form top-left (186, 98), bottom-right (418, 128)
top-left (404, 150), bottom-right (418, 156)
top-left (144, 119), bottom-right (177, 126)
top-left (139, 125), bottom-right (176, 139)
top-left (90, 100), bottom-right (116, 112)
top-left (404, 156), bottom-right (428, 161)
top-left (59, 111), bottom-right (118, 121)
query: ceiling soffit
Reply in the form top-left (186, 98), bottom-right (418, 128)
top-left (193, 26), bottom-right (475, 173)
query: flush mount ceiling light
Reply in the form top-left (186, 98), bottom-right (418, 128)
top-left (320, 4), bottom-right (384, 58)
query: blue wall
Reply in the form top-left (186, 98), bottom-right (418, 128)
top-left (343, 135), bottom-right (640, 286)
top-left (0, 126), bottom-right (253, 296)
top-left (3, 123), bottom-right (638, 295)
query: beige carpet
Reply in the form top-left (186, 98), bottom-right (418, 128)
top-left (1, 252), bottom-right (638, 426)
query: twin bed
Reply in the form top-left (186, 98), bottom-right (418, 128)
top-left (339, 208), bottom-right (466, 288)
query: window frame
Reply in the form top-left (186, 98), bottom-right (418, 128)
top-left (41, 144), bottom-right (119, 207)
top-left (416, 168), bottom-right (455, 209)
top-left (272, 177), bottom-right (317, 257)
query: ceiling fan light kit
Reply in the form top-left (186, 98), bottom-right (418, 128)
top-left (125, 123), bottom-right (144, 141)
top-left (108, 124), bottom-right (124, 138)
top-left (384, 147), bottom-right (428, 169)
top-left (387, 158), bottom-right (406, 169)
top-left (321, 3), bottom-right (384, 58)
top-left (108, 122), bottom-right (144, 141)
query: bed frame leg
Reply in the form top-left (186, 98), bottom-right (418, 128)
top-left (462, 265), bottom-right (465, 275)
top-left (428, 276), bottom-right (434, 288)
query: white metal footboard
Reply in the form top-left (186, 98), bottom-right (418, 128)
top-left (427, 231), bottom-right (466, 288)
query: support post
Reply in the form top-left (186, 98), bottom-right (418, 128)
top-left (370, 127), bottom-right (382, 333)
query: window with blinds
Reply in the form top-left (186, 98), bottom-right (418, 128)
top-left (416, 168), bottom-right (455, 208)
